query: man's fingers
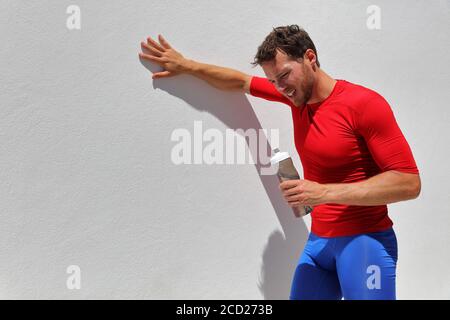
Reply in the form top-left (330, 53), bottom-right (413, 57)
top-left (139, 52), bottom-right (164, 63)
top-left (158, 34), bottom-right (172, 49)
top-left (284, 187), bottom-right (301, 196)
top-left (146, 36), bottom-right (165, 52)
top-left (141, 42), bottom-right (162, 57)
top-left (152, 71), bottom-right (171, 79)
top-left (279, 180), bottom-right (297, 190)
top-left (286, 194), bottom-right (299, 201)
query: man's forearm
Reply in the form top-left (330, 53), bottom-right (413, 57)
top-left (184, 59), bottom-right (250, 91)
top-left (322, 170), bottom-right (421, 206)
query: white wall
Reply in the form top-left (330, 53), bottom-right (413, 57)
top-left (0, 0), bottom-right (449, 299)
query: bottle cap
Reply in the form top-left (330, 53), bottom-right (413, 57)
top-left (270, 148), bottom-right (290, 165)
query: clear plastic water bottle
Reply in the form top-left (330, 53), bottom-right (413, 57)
top-left (270, 148), bottom-right (313, 217)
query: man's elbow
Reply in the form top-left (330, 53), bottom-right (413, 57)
top-left (409, 174), bottom-right (421, 199)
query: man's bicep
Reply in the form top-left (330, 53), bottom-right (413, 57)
top-left (358, 95), bottom-right (419, 174)
top-left (247, 76), bottom-right (292, 106)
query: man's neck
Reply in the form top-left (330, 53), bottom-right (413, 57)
top-left (306, 69), bottom-right (337, 105)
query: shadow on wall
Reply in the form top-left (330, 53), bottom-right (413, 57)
top-left (140, 59), bottom-right (309, 299)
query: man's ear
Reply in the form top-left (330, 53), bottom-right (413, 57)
top-left (305, 49), bottom-right (316, 65)
top-left (305, 49), bottom-right (318, 70)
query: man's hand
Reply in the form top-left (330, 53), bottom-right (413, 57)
top-left (280, 179), bottom-right (328, 207)
top-left (139, 34), bottom-right (191, 79)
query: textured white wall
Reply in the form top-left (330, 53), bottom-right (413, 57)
top-left (0, 0), bottom-right (449, 299)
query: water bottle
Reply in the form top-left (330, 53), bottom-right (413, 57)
top-left (270, 148), bottom-right (313, 217)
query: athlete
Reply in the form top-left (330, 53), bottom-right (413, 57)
top-left (138, 25), bottom-right (421, 300)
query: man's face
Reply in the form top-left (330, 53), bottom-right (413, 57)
top-left (261, 50), bottom-right (315, 107)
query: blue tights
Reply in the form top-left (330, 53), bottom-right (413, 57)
top-left (290, 228), bottom-right (398, 300)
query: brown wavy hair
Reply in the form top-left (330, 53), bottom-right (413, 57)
top-left (252, 25), bottom-right (320, 67)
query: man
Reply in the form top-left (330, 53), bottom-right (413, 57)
top-left (139, 25), bottom-right (421, 300)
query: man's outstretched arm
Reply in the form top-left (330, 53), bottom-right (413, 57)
top-left (139, 34), bottom-right (252, 93)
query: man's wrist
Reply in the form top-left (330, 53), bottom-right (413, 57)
top-left (321, 183), bottom-right (348, 204)
top-left (321, 183), bottom-right (334, 204)
top-left (183, 59), bottom-right (199, 74)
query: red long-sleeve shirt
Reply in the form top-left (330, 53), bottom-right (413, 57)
top-left (250, 76), bottom-right (419, 237)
